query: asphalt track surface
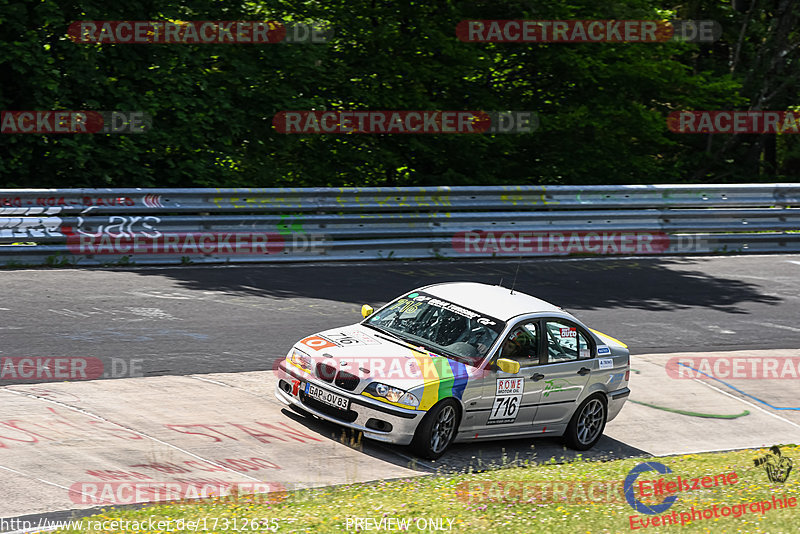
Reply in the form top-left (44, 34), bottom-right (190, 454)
top-left (1, 254), bottom-right (799, 384)
top-left (1, 254), bottom-right (800, 530)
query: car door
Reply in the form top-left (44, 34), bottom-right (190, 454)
top-left (460, 320), bottom-right (544, 437)
top-left (531, 319), bottom-right (595, 428)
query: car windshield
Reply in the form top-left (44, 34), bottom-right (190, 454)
top-left (364, 291), bottom-right (505, 365)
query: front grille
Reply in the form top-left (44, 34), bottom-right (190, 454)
top-left (335, 371), bottom-right (360, 391)
top-left (299, 392), bottom-right (358, 423)
top-left (316, 362), bottom-right (336, 382)
top-left (315, 363), bottom-right (361, 391)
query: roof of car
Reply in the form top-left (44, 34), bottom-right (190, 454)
top-left (422, 282), bottom-right (566, 322)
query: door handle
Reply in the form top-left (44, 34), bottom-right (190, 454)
top-left (530, 373), bottom-right (545, 381)
top-left (577, 367), bottom-right (591, 376)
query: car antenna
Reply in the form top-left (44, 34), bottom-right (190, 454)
top-left (510, 256), bottom-right (522, 295)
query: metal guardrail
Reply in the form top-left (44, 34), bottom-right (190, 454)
top-left (1, 184), bottom-right (799, 266)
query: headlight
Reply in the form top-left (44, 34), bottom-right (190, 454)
top-left (364, 382), bottom-right (420, 407)
top-left (288, 348), bottom-right (312, 372)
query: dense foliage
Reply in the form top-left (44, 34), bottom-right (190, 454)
top-left (1, 0), bottom-right (798, 187)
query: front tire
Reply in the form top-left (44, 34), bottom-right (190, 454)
top-left (564, 394), bottom-right (607, 450)
top-left (411, 399), bottom-right (460, 460)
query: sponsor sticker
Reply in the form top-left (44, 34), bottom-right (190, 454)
top-left (560, 327), bottom-right (577, 338)
top-left (597, 346), bottom-right (611, 355)
top-left (496, 378), bottom-right (524, 395)
top-left (325, 331), bottom-right (380, 346)
top-left (300, 336), bottom-right (336, 351)
top-left (489, 378), bottom-right (523, 425)
top-left (598, 358), bottom-right (614, 370)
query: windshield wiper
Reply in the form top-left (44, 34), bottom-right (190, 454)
top-left (362, 323), bottom-right (398, 338)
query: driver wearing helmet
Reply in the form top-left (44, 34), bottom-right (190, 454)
top-left (500, 326), bottom-right (538, 362)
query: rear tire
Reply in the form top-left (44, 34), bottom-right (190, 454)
top-left (564, 394), bottom-right (607, 450)
top-left (411, 399), bottom-right (460, 460)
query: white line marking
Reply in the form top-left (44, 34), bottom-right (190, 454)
top-left (754, 321), bottom-right (800, 333)
top-left (691, 378), bottom-right (800, 432)
top-left (0, 388), bottom-right (265, 482)
top-left (0, 464), bottom-right (110, 503)
top-left (788, 261), bottom-right (800, 266)
top-left (1, 526), bottom-right (59, 534)
top-left (190, 376), bottom-right (235, 388)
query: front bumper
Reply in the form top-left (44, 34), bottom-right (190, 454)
top-left (274, 361), bottom-right (422, 446)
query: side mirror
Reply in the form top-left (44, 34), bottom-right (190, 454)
top-left (496, 358), bottom-right (520, 374)
top-left (361, 304), bottom-right (374, 318)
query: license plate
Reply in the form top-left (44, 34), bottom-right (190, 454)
top-left (305, 383), bottom-right (350, 410)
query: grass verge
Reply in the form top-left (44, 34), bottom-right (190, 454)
top-left (53, 444), bottom-right (799, 533)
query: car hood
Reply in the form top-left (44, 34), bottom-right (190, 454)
top-left (294, 323), bottom-right (482, 391)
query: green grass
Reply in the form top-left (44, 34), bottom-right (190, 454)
top-left (53, 445), bottom-right (800, 533)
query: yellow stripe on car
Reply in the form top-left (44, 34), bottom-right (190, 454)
top-left (590, 328), bottom-right (628, 349)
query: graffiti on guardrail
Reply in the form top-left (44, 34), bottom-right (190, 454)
top-left (1, 195), bottom-right (135, 208)
top-left (0, 216), bottom-right (62, 238)
top-left (211, 194), bottom-right (453, 209)
top-left (73, 216), bottom-right (162, 238)
top-left (0, 186), bottom-right (797, 265)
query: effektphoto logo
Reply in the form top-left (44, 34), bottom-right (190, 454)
top-left (272, 110), bottom-right (537, 134)
top-left (457, 20), bottom-right (721, 43)
top-left (67, 21), bottom-right (331, 44)
top-left (754, 446), bottom-right (792, 484)
top-left (668, 111), bottom-right (800, 134)
top-left (0, 357), bottom-right (142, 381)
top-left (1, 111), bottom-right (151, 134)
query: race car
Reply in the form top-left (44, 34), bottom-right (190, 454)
top-left (274, 282), bottom-right (630, 459)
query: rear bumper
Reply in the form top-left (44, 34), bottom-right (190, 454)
top-left (607, 387), bottom-right (630, 422)
top-left (274, 361), bottom-right (422, 446)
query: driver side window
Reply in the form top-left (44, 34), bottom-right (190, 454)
top-left (497, 321), bottom-right (540, 366)
top-left (545, 320), bottom-right (591, 363)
